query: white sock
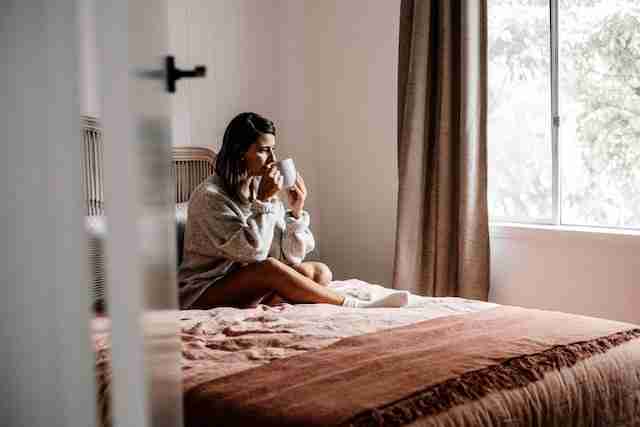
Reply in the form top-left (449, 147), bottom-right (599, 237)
top-left (341, 291), bottom-right (409, 308)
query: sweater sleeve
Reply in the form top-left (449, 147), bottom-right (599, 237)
top-left (281, 210), bottom-right (316, 265)
top-left (192, 190), bottom-right (279, 264)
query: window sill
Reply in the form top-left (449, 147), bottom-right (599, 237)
top-left (490, 222), bottom-right (640, 247)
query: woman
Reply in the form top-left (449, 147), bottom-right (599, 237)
top-left (178, 112), bottom-right (408, 309)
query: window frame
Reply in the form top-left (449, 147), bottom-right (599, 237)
top-left (489, 0), bottom-right (640, 233)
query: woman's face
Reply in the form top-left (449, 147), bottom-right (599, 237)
top-left (244, 133), bottom-right (276, 176)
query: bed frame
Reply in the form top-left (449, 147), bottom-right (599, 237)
top-left (81, 116), bottom-right (217, 213)
top-left (81, 116), bottom-right (216, 311)
top-left (172, 146), bottom-right (216, 204)
top-left (81, 116), bottom-right (104, 216)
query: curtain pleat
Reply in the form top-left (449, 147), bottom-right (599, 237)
top-left (394, 0), bottom-right (490, 300)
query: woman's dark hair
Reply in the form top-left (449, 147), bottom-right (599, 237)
top-left (215, 112), bottom-right (276, 199)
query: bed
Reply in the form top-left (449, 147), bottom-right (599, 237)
top-left (83, 119), bottom-right (640, 426)
top-left (93, 279), bottom-right (640, 426)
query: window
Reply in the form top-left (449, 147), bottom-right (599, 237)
top-left (488, 0), bottom-right (640, 229)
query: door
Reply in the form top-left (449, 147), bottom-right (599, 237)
top-left (2, 1), bottom-right (200, 424)
top-left (1, 1), bottom-right (98, 426)
top-left (96, 1), bottom-right (188, 427)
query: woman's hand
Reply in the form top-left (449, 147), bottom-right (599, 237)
top-left (257, 163), bottom-right (283, 202)
top-left (288, 174), bottom-right (307, 218)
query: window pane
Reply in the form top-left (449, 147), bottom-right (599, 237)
top-left (488, 0), bottom-right (553, 222)
top-left (559, 0), bottom-right (640, 229)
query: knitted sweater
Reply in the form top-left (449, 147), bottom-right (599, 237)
top-left (177, 174), bottom-right (315, 308)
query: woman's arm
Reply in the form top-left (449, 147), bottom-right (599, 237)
top-left (280, 174), bottom-right (315, 264)
top-left (281, 210), bottom-right (316, 265)
top-left (190, 189), bottom-right (281, 263)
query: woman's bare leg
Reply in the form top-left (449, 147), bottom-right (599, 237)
top-left (191, 258), bottom-right (343, 309)
top-left (263, 261), bottom-right (333, 306)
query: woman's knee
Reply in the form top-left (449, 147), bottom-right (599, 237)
top-left (292, 263), bottom-right (314, 281)
top-left (313, 263), bottom-right (333, 286)
top-left (293, 262), bottom-right (332, 285)
top-left (292, 262), bottom-right (331, 285)
top-left (256, 258), bottom-right (332, 286)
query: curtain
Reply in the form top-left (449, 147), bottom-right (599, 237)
top-left (393, 0), bottom-right (490, 300)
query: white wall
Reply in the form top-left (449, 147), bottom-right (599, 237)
top-left (300, 1), bottom-right (400, 285)
top-left (168, 0), bottom-right (400, 286)
top-left (272, 1), bottom-right (322, 247)
top-left (169, 1), bottom-right (640, 324)
top-left (166, 0), bottom-right (322, 238)
top-left (490, 226), bottom-right (640, 324)
top-left (170, 0), bottom-right (399, 285)
top-left (168, 0), bottom-right (283, 150)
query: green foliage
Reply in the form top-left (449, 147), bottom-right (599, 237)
top-left (568, 9), bottom-right (640, 226)
top-left (488, 0), bottom-right (552, 220)
top-left (488, 0), bottom-right (640, 227)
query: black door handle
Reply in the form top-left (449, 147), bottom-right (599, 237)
top-left (165, 56), bottom-right (206, 93)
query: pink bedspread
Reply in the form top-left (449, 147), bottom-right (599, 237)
top-left (94, 279), bottom-right (496, 425)
top-left (184, 306), bottom-right (640, 427)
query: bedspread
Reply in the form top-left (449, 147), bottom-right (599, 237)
top-left (184, 305), bottom-right (640, 427)
top-left (94, 279), bottom-right (496, 425)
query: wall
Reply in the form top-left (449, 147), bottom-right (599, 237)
top-left (271, 1), bottom-right (322, 249)
top-left (168, 0), bottom-right (283, 150)
top-left (490, 225), bottom-right (640, 324)
top-left (300, 1), bottom-right (400, 285)
top-left (167, 0), bottom-right (323, 236)
top-left (168, 0), bottom-right (400, 286)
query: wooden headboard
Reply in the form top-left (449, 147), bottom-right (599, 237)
top-left (80, 116), bottom-right (217, 214)
top-left (81, 118), bottom-right (217, 311)
top-left (172, 146), bottom-right (217, 204)
top-left (81, 116), bottom-right (104, 216)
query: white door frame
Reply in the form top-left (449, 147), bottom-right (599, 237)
top-left (1, 1), bottom-right (97, 426)
top-left (96, 1), bottom-right (182, 427)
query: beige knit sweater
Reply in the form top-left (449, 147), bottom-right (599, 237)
top-left (177, 174), bottom-right (315, 308)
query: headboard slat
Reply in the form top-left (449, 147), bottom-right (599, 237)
top-left (81, 116), bottom-right (105, 216)
top-left (172, 147), bottom-right (216, 204)
top-left (81, 115), bottom-right (217, 213)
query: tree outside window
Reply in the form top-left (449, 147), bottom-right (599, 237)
top-left (488, 0), bottom-right (640, 229)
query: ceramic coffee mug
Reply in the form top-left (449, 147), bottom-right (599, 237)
top-left (274, 158), bottom-right (297, 189)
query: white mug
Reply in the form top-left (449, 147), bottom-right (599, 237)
top-left (274, 158), bottom-right (297, 189)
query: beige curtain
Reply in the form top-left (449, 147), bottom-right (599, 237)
top-left (393, 0), bottom-right (490, 300)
